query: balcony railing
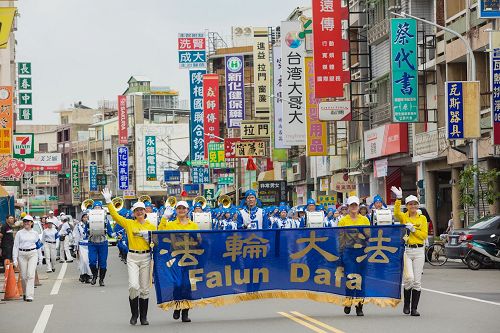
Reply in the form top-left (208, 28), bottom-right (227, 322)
top-left (367, 18), bottom-right (389, 45)
top-left (413, 127), bottom-right (447, 161)
top-left (370, 102), bottom-right (391, 126)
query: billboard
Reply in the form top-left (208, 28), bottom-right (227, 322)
top-left (24, 153), bottom-right (62, 172)
top-left (225, 55), bottom-right (245, 128)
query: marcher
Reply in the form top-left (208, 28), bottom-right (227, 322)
top-left (0, 215), bottom-right (16, 264)
top-left (103, 188), bottom-right (156, 326)
top-left (237, 190), bottom-right (266, 229)
top-left (59, 216), bottom-right (74, 263)
top-left (73, 212), bottom-right (91, 283)
top-left (42, 219), bottom-right (58, 273)
top-left (158, 200), bottom-right (199, 323)
top-left (271, 205), bottom-right (295, 229)
top-left (391, 186), bottom-right (428, 317)
top-left (12, 215), bottom-right (43, 302)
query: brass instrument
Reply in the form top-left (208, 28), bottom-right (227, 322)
top-left (165, 196), bottom-right (177, 208)
top-left (193, 196), bottom-right (207, 209)
top-left (81, 199), bottom-right (94, 211)
top-left (112, 197), bottom-right (124, 211)
top-left (218, 195), bottom-right (232, 209)
top-left (138, 195), bottom-right (152, 203)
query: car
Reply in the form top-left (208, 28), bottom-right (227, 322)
top-left (445, 215), bottom-right (500, 260)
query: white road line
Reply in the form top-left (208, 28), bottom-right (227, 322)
top-left (422, 287), bottom-right (500, 306)
top-left (33, 304), bottom-right (53, 333)
top-left (50, 262), bottom-right (67, 295)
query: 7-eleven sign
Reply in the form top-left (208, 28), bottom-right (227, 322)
top-left (12, 133), bottom-right (34, 159)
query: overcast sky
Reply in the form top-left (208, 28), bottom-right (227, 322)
top-left (15, 0), bottom-right (306, 125)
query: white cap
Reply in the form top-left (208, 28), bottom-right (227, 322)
top-left (59, 212), bottom-right (65, 216)
top-left (405, 195), bottom-right (419, 205)
top-left (48, 210), bottom-right (54, 214)
top-left (22, 215), bottom-right (34, 222)
top-left (131, 202), bottom-right (146, 211)
top-left (346, 196), bottom-right (360, 206)
top-left (176, 200), bottom-right (189, 208)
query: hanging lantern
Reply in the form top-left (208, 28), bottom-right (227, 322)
top-left (246, 157), bottom-right (257, 171)
top-left (181, 190), bottom-right (188, 197)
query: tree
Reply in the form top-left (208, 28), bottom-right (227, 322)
top-left (459, 166), bottom-right (500, 222)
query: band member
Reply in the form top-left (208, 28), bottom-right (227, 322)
top-left (369, 195), bottom-right (392, 225)
top-left (12, 215), bottom-right (43, 302)
top-left (219, 208), bottom-right (238, 230)
top-left (158, 200), bottom-right (198, 323)
top-left (323, 208), bottom-right (337, 227)
top-left (271, 205), bottom-right (296, 229)
top-left (59, 216), bottom-right (74, 263)
top-left (46, 210), bottom-right (61, 228)
top-left (338, 196), bottom-right (370, 316)
top-left (86, 201), bottom-right (114, 286)
top-left (41, 219), bottom-right (58, 273)
top-left (73, 212), bottom-right (91, 283)
top-left (297, 206), bottom-right (306, 228)
top-left (237, 190), bottom-right (267, 229)
top-left (391, 186), bottom-right (427, 317)
top-left (103, 188), bottom-right (156, 325)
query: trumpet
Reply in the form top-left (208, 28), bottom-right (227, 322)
top-left (81, 199), bottom-right (94, 211)
top-left (165, 196), bottom-right (177, 208)
top-left (193, 196), bottom-right (207, 209)
top-left (218, 195), bottom-right (232, 209)
top-left (138, 195), bottom-right (152, 204)
top-left (112, 197), bottom-right (124, 211)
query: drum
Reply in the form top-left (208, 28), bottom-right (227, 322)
top-left (193, 212), bottom-right (212, 230)
top-left (306, 211), bottom-right (325, 228)
top-left (374, 209), bottom-right (393, 225)
top-left (88, 210), bottom-right (106, 236)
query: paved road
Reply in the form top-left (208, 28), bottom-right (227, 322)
top-left (1, 248), bottom-right (499, 333)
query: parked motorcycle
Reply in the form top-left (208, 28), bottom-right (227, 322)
top-left (465, 234), bottom-right (500, 270)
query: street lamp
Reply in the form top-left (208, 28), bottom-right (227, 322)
top-left (392, 11), bottom-right (481, 221)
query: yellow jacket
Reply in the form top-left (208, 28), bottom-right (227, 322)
top-left (107, 203), bottom-right (157, 251)
top-left (338, 214), bottom-right (371, 227)
top-left (394, 199), bottom-right (428, 245)
top-left (158, 218), bottom-right (199, 231)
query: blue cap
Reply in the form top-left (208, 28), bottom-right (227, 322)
top-left (93, 201), bottom-right (103, 208)
top-left (327, 208), bottom-right (335, 213)
top-left (193, 202), bottom-right (202, 209)
top-left (307, 199), bottom-right (316, 206)
top-left (278, 205), bottom-right (288, 213)
top-left (144, 201), bottom-right (152, 208)
top-left (370, 195), bottom-right (387, 209)
top-left (297, 205), bottom-right (305, 212)
top-left (245, 190), bottom-right (257, 198)
top-left (318, 204), bottom-right (325, 211)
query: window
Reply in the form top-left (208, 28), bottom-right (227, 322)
top-left (61, 116), bottom-right (68, 124)
top-left (39, 143), bottom-right (48, 152)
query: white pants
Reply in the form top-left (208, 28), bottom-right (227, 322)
top-left (44, 242), bottom-right (57, 272)
top-left (61, 238), bottom-right (73, 261)
top-left (19, 250), bottom-right (38, 300)
top-left (403, 247), bottom-right (425, 291)
top-left (78, 244), bottom-right (91, 275)
top-left (127, 252), bottom-right (151, 299)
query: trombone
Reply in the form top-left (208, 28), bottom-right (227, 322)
top-left (112, 197), bottom-right (124, 211)
top-left (218, 195), bottom-right (232, 209)
top-left (165, 196), bottom-right (177, 208)
top-left (81, 199), bottom-right (94, 211)
top-left (138, 195), bottom-right (152, 203)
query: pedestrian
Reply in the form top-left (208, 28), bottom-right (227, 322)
top-left (338, 196), bottom-right (370, 316)
top-left (391, 186), bottom-right (428, 317)
top-left (0, 215), bottom-right (16, 264)
top-left (446, 212), bottom-right (454, 234)
top-left (158, 200), bottom-right (199, 323)
top-left (42, 219), bottom-right (58, 273)
top-left (59, 216), bottom-right (74, 263)
top-left (102, 188), bottom-right (156, 326)
top-left (12, 215), bottom-right (43, 302)
top-left (73, 212), bottom-right (91, 283)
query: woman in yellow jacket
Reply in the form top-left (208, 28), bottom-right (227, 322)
top-left (391, 186), bottom-right (428, 317)
top-left (102, 188), bottom-right (157, 326)
top-left (158, 200), bottom-right (198, 323)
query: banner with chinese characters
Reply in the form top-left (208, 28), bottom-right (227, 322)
top-left (281, 21), bottom-right (306, 145)
top-left (24, 153), bottom-right (62, 172)
top-left (117, 146), bottom-right (129, 190)
top-left (178, 33), bottom-right (206, 69)
top-left (235, 141), bottom-right (266, 157)
top-left (305, 57), bottom-right (327, 156)
top-left (312, 0), bottom-right (350, 98)
top-left (71, 159), bottom-right (81, 203)
top-left (272, 45), bottom-right (290, 149)
top-left (253, 28), bottom-right (271, 118)
top-left (152, 226), bottom-right (405, 309)
top-left (0, 86), bottom-right (13, 155)
top-left (225, 55), bottom-right (245, 128)
top-left (118, 95), bottom-right (128, 144)
top-left (493, 48), bottom-right (500, 145)
top-left (18, 62), bottom-right (33, 121)
top-left (89, 160), bottom-right (98, 191)
top-left (208, 142), bottom-right (225, 169)
top-left (145, 136), bottom-right (157, 181)
top-left (258, 180), bottom-right (286, 205)
top-left (12, 133), bottom-right (34, 159)
top-left (241, 120), bottom-right (270, 139)
top-left (390, 18), bottom-right (418, 122)
top-left (203, 74), bottom-right (220, 157)
top-left (445, 81), bottom-right (480, 140)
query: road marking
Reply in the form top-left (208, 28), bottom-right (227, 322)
top-left (50, 262), bottom-right (67, 295)
top-left (422, 287), bottom-right (500, 306)
top-left (33, 304), bottom-right (53, 333)
top-left (278, 312), bottom-right (327, 333)
top-left (290, 311), bottom-right (346, 333)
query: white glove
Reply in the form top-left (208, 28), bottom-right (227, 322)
top-left (163, 206), bottom-right (174, 218)
top-left (101, 188), bottom-right (112, 204)
top-left (405, 223), bottom-right (416, 233)
top-left (391, 186), bottom-right (403, 199)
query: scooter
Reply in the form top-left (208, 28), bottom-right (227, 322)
top-left (465, 234), bottom-right (500, 270)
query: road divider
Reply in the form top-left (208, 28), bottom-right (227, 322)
top-left (33, 304), bottom-right (53, 333)
top-left (50, 262), bottom-right (67, 295)
top-left (278, 311), bottom-right (346, 333)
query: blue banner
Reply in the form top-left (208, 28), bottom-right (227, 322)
top-left (152, 226), bottom-right (405, 310)
top-left (89, 160), bottom-right (97, 191)
top-left (117, 146), bottom-right (129, 190)
top-left (225, 55), bottom-right (245, 128)
top-left (179, 50), bottom-right (207, 69)
top-left (164, 169), bottom-right (181, 182)
top-left (446, 82), bottom-right (464, 140)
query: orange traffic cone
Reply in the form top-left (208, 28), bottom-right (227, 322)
top-left (2, 260), bottom-right (21, 301)
top-left (35, 270), bottom-right (41, 287)
top-left (17, 271), bottom-right (23, 297)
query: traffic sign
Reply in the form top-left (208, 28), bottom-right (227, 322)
top-left (96, 174), bottom-right (107, 186)
top-left (218, 176), bottom-right (234, 185)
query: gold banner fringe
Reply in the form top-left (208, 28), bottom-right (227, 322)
top-left (158, 290), bottom-right (401, 311)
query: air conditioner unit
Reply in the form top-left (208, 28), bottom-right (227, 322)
top-left (232, 26), bottom-right (253, 47)
top-left (364, 93), bottom-right (377, 106)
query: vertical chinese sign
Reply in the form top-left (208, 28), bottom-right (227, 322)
top-left (178, 33), bottom-right (206, 69)
top-left (0, 86), bottom-right (13, 155)
top-left (145, 136), bottom-right (157, 181)
top-left (18, 62), bottom-right (33, 121)
top-left (305, 57), bottom-right (327, 156)
top-left (492, 48), bottom-right (500, 145)
top-left (273, 45), bottom-right (289, 149)
top-left (189, 69), bottom-right (210, 184)
top-left (117, 146), bottom-right (129, 191)
top-left (390, 18), bottom-right (418, 122)
top-left (253, 27), bottom-right (271, 118)
top-left (445, 81), bottom-right (480, 140)
top-left (281, 21), bottom-right (306, 146)
top-left (89, 160), bottom-right (97, 191)
top-left (71, 159), bottom-right (80, 203)
top-left (203, 74), bottom-right (220, 157)
top-left (225, 55), bottom-right (245, 128)
top-left (118, 95), bottom-right (128, 144)
top-left (312, 0), bottom-right (350, 98)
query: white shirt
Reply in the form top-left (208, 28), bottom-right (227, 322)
top-left (60, 222), bottom-right (72, 236)
top-left (239, 207), bottom-right (264, 229)
top-left (47, 216), bottom-right (61, 228)
top-left (13, 228), bottom-right (43, 264)
top-left (42, 226), bottom-right (58, 243)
